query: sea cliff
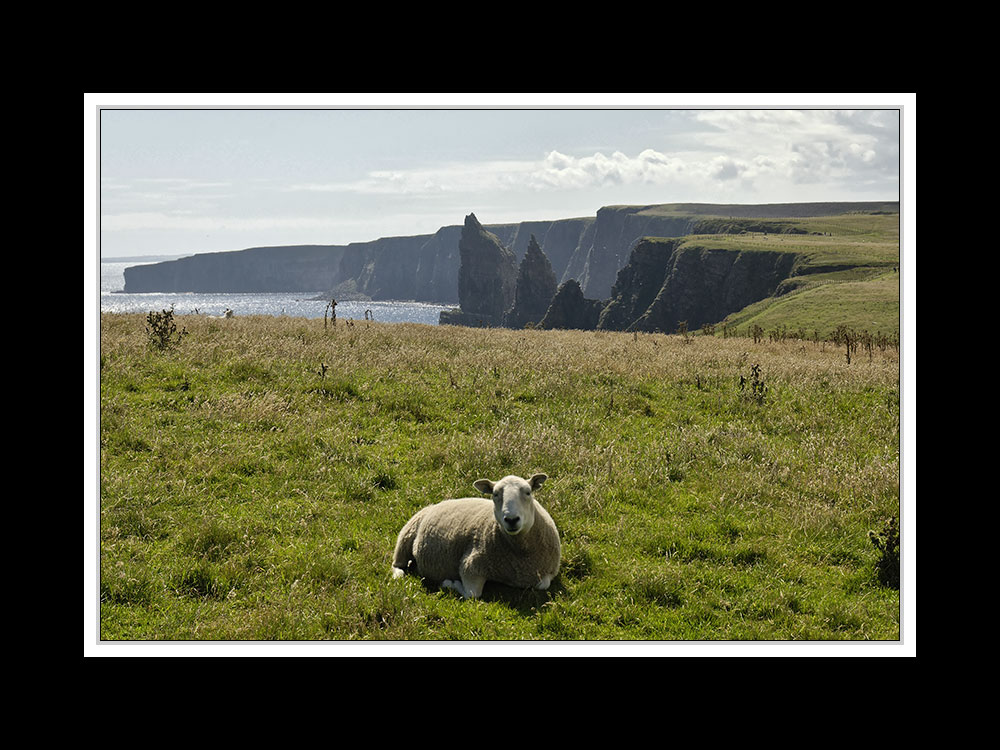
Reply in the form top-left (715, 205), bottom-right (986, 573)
top-left (122, 217), bottom-right (598, 302)
top-left (122, 201), bottom-right (898, 334)
top-left (121, 203), bottom-right (781, 300)
top-left (596, 238), bottom-right (798, 333)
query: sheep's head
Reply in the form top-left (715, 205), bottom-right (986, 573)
top-left (474, 473), bottom-right (547, 536)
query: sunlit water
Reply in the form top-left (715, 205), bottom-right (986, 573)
top-left (99, 260), bottom-right (457, 326)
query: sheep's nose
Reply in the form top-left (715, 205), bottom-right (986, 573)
top-left (504, 516), bottom-right (520, 529)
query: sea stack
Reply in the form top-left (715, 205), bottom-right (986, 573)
top-left (538, 279), bottom-right (604, 331)
top-left (503, 235), bottom-right (558, 329)
top-left (439, 213), bottom-right (518, 327)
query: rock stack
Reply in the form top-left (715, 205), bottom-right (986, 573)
top-left (538, 279), bottom-right (604, 331)
top-left (439, 213), bottom-right (518, 327)
top-left (503, 235), bottom-right (558, 329)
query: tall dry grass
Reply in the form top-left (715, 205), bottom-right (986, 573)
top-left (99, 313), bottom-right (901, 641)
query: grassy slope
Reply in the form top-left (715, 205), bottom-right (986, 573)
top-left (100, 314), bottom-right (900, 642)
top-left (728, 270), bottom-right (901, 335)
top-left (638, 209), bottom-right (901, 338)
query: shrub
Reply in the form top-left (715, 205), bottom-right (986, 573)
top-left (145, 306), bottom-right (188, 351)
top-left (868, 516), bottom-right (900, 588)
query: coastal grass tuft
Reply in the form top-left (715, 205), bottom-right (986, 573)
top-left (99, 312), bottom-right (901, 641)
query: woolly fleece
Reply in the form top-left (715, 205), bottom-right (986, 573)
top-left (392, 477), bottom-right (561, 596)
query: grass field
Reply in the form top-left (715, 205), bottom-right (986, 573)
top-left (96, 311), bottom-right (903, 645)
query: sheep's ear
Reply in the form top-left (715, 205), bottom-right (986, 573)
top-left (474, 479), bottom-right (495, 494)
top-left (528, 473), bottom-right (547, 491)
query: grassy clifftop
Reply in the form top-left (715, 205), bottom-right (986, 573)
top-left (681, 212), bottom-right (899, 266)
top-left (99, 313), bottom-right (900, 642)
top-left (582, 209), bottom-right (899, 339)
top-left (633, 201), bottom-right (900, 219)
top-left (679, 211), bottom-right (900, 337)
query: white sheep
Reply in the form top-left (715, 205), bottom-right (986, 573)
top-left (391, 473), bottom-right (560, 599)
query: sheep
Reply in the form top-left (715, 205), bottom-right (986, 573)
top-left (391, 473), bottom-right (560, 599)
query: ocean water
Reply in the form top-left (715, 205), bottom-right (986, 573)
top-left (99, 260), bottom-right (457, 326)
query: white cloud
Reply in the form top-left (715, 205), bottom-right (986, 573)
top-left (288, 149), bottom-right (694, 197)
top-left (848, 142), bottom-right (876, 163)
top-left (527, 149), bottom-right (688, 190)
top-left (709, 157), bottom-right (746, 181)
top-left (270, 109), bottom-right (898, 204)
top-left (693, 109), bottom-right (896, 189)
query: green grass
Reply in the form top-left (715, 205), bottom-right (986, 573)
top-left (98, 313), bottom-right (901, 642)
top-left (724, 269), bottom-right (900, 337)
top-left (677, 212), bottom-right (900, 338)
top-left (679, 213), bottom-right (899, 265)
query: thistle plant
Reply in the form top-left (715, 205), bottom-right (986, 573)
top-left (868, 516), bottom-right (900, 588)
top-left (739, 363), bottom-right (768, 405)
top-left (145, 306), bottom-right (187, 351)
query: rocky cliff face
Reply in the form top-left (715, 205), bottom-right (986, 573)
top-left (570, 202), bottom-right (889, 299)
top-left (333, 226), bottom-right (466, 303)
top-left (438, 214), bottom-right (517, 327)
top-left (122, 202), bottom-right (896, 310)
top-left (122, 216), bottom-right (595, 302)
top-left (597, 238), bottom-right (680, 331)
top-left (503, 217), bottom-right (595, 287)
top-left (576, 206), bottom-right (697, 299)
top-left (503, 235), bottom-right (558, 329)
top-left (122, 245), bottom-right (347, 293)
top-left (538, 279), bottom-right (604, 331)
top-left (597, 238), bottom-right (799, 333)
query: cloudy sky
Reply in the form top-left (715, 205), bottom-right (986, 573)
top-left (92, 94), bottom-right (907, 259)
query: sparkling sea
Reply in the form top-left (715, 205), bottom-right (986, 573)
top-left (99, 259), bottom-right (457, 326)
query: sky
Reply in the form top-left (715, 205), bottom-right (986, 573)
top-left (91, 94), bottom-right (908, 259)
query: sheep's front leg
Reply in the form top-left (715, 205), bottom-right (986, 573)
top-left (440, 579), bottom-right (465, 596)
top-left (441, 573), bottom-right (486, 599)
